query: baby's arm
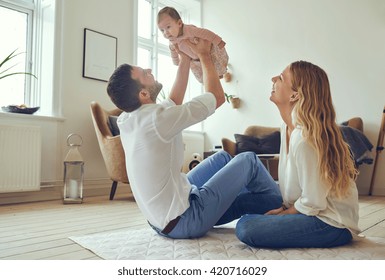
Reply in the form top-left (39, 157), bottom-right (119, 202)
top-left (169, 43), bottom-right (180, 65)
top-left (186, 25), bottom-right (225, 48)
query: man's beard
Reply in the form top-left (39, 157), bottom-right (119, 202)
top-left (147, 81), bottom-right (163, 102)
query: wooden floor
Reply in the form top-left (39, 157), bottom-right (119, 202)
top-left (0, 194), bottom-right (385, 260)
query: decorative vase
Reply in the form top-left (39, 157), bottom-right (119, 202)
top-left (230, 97), bottom-right (240, 109)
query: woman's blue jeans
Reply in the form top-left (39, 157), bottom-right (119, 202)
top-left (236, 213), bottom-right (353, 248)
top-left (159, 151), bottom-right (282, 239)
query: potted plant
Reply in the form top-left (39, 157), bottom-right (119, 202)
top-left (224, 92), bottom-right (241, 109)
top-left (1, 49), bottom-right (38, 113)
top-left (0, 49), bottom-right (36, 80)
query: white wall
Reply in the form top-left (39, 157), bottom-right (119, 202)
top-left (57, 0), bottom-right (135, 182)
top-left (201, 0), bottom-right (385, 195)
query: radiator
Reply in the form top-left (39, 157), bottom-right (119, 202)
top-left (0, 124), bottom-right (41, 192)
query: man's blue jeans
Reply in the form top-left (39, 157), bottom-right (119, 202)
top-left (160, 150), bottom-right (282, 239)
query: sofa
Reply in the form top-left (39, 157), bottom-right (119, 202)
top-left (221, 117), bottom-right (370, 181)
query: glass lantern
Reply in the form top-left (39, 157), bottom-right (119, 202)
top-left (63, 133), bottom-right (84, 204)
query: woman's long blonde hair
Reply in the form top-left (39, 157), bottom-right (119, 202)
top-left (290, 61), bottom-right (358, 198)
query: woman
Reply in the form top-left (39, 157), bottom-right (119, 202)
top-left (235, 61), bottom-right (360, 248)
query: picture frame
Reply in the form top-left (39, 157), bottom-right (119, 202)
top-left (83, 28), bottom-right (117, 82)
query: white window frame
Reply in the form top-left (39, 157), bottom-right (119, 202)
top-left (0, 0), bottom-right (55, 116)
top-left (0, 0), bottom-right (34, 105)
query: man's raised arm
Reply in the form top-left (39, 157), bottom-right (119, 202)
top-left (185, 39), bottom-right (225, 109)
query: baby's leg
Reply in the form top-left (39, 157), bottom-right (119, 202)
top-left (211, 46), bottom-right (229, 77)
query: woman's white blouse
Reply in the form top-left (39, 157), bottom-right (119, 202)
top-left (278, 124), bottom-right (360, 234)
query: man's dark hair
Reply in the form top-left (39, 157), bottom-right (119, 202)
top-left (107, 64), bottom-right (142, 112)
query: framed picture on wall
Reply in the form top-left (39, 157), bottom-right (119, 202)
top-left (83, 28), bottom-right (117, 82)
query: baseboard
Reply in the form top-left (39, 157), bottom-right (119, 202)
top-left (372, 188), bottom-right (385, 196)
top-left (0, 179), bottom-right (132, 205)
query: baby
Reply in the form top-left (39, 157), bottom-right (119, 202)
top-left (157, 6), bottom-right (229, 83)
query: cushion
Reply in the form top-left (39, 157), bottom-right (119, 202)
top-left (235, 131), bottom-right (280, 155)
top-left (108, 116), bottom-right (120, 136)
top-left (339, 125), bottom-right (373, 165)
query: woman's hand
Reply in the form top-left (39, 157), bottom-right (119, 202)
top-left (265, 205), bottom-right (299, 215)
top-left (265, 207), bottom-right (285, 215)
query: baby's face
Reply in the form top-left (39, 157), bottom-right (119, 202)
top-left (158, 14), bottom-right (182, 40)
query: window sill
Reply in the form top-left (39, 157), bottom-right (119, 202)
top-left (0, 111), bottom-right (65, 122)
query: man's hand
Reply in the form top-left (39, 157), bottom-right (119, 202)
top-left (184, 37), bottom-right (212, 59)
top-left (218, 40), bottom-right (226, 49)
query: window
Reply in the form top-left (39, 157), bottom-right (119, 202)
top-left (0, 0), bottom-right (55, 116)
top-left (137, 0), bottom-right (202, 131)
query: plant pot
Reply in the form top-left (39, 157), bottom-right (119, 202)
top-left (230, 97), bottom-right (240, 109)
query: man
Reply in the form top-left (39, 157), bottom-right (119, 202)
top-left (107, 39), bottom-right (281, 239)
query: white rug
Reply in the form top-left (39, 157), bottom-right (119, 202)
top-left (69, 226), bottom-right (385, 260)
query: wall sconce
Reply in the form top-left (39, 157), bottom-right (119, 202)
top-left (63, 133), bottom-right (84, 204)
